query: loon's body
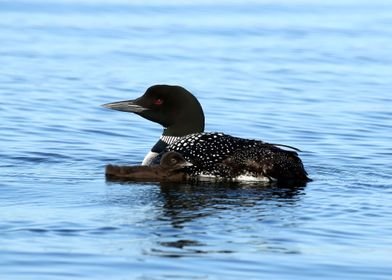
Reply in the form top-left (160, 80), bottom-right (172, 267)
top-left (103, 85), bottom-right (310, 183)
top-left (105, 151), bottom-right (191, 182)
top-left (153, 132), bottom-right (308, 182)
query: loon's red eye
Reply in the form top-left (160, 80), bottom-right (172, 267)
top-left (154, 98), bottom-right (164, 105)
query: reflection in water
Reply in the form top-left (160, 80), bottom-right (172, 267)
top-left (158, 181), bottom-right (305, 226)
top-left (104, 179), bottom-right (305, 257)
top-left (150, 181), bottom-right (306, 257)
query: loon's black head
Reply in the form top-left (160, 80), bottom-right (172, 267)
top-left (102, 85), bottom-right (205, 137)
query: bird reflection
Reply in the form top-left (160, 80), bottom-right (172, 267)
top-left (149, 181), bottom-right (305, 257)
top-left (157, 180), bottom-right (305, 228)
top-left (104, 179), bottom-right (306, 258)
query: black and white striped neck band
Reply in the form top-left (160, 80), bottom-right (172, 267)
top-left (160, 135), bottom-right (183, 145)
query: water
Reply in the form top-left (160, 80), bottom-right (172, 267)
top-left (1, 0), bottom-right (391, 279)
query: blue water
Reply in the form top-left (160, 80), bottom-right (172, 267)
top-left (1, 0), bottom-right (392, 279)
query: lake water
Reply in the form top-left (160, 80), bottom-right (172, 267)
top-left (1, 0), bottom-right (391, 279)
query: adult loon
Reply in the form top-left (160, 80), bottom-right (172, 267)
top-left (102, 85), bottom-right (310, 183)
top-left (105, 151), bottom-right (192, 182)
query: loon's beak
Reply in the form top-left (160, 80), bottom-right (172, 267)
top-left (181, 161), bottom-right (193, 168)
top-left (101, 99), bottom-right (147, 113)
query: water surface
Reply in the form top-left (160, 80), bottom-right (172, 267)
top-left (1, 0), bottom-right (391, 279)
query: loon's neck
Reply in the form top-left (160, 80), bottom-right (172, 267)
top-left (141, 134), bottom-right (185, 165)
top-left (162, 118), bottom-right (204, 137)
top-left (142, 118), bottom-right (204, 165)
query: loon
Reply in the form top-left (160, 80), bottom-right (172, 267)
top-left (102, 85), bottom-right (310, 183)
top-left (105, 151), bottom-right (192, 182)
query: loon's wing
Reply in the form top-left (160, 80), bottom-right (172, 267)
top-left (268, 143), bottom-right (301, 152)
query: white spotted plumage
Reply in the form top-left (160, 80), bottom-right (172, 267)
top-left (151, 132), bottom-right (307, 182)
